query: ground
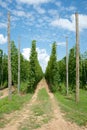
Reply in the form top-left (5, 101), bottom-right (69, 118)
top-left (0, 79), bottom-right (87, 130)
top-left (0, 87), bottom-right (15, 99)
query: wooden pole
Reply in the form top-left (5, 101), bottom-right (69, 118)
top-left (1, 51), bottom-right (3, 88)
top-left (7, 12), bottom-right (12, 99)
top-left (18, 37), bottom-right (20, 94)
top-left (66, 36), bottom-right (68, 96)
top-left (75, 12), bottom-right (79, 103)
top-left (0, 50), bottom-right (3, 88)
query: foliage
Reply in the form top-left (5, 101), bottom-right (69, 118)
top-left (2, 54), bottom-right (8, 87)
top-left (0, 40), bottom-right (43, 93)
top-left (80, 51), bottom-right (87, 89)
top-left (57, 46), bottom-right (87, 91)
top-left (58, 57), bottom-right (66, 83)
top-left (20, 82), bottom-right (28, 94)
top-left (0, 41), bottom-right (87, 93)
top-left (28, 40), bottom-right (43, 92)
top-left (20, 54), bottom-right (29, 82)
top-left (57, 83), bottom-right (66, 94)
top-left (68, 46), bottom-right (76, 89)
top-left (11, 41), bottom-right (30, 92)
top-left (0, 49), bottom-right (3, 88)
top-left (11, 41), bottom-right (18, 84)
top-left (0, 41), bottom-right (30, 91)
top-left (2, 81), bottom-right (8, 88)
top-left (0, 50), bottom-right (8, 89)
top-left (45, 42), bottom-right (60, 92)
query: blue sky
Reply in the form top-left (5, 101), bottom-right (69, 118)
top-left (0, 0), bottom-right (87, 71)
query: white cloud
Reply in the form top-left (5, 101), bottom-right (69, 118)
top-left (11, 16), bottom-right (19, 22)
top-left (55, 1), bottom-right (61, 7)
top-left (78, 14), bottom-right (87, 31)
top-left (16, 4), bottom-right (23, 10)
top-left (22, 47), bottom-right (49, 72)
top-left (16, 0), bottom-right (46, 14)
top-left (48, 9), bottom-right (59, 17)
top-left (11, 10), bottom-right (34, 22)
top-left (14, 10), bottom-right (25, 17)
top-left (36, 48), bottom-right (49, 72)
top-left (17, 0), bottom-right (51, 5)
top-left (55, 1), bottom-right (76, 12)
top-left (0, 34), bottom-right (7, 44)
top-left (33, 5), bottom-right (45, 14)
top-left (0, 22), bottom-right (7, 28)
top-left (22, 48), bottom-right (31, 60)
top-left (57, 42), bottom-right (66, 46)
top-left (66, 6), bottom-right (76, 11)
top-left (42, 16), bottom-right (51, 23)
top-left (51, 14), bottom-right (87, 32)
top-left (51, 17), bottom-right (75, 31)
top-left (49, 42), bottom-right (66, 48)
top-left (61, 6), bottom-right (76, 12)
top-left (12, 10), bottom-right (32, 18)
top-left (0, 0), bottom-right (8, 8)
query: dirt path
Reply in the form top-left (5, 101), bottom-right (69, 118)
top-left (0, 79), bottom-right (87, 130)
top-left (0, 87), bottom-right (15, 99)
top-left (36, 79), bottom-right (87, 130)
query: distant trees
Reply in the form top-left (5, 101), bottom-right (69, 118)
top-left (11, 41), bottom-right (18, 84)
top-left (2, 54), bottom-right (8, 88)
top-left (28, 40), bottom-right (43, 92)
top-left (57, 46), bottom-right (76, 92)
top-left (0, 50), bottom-right (8, 89)
top-left (0, 40), bottom-right (43, 93)
top-left (58, 57), bottom-right (66, 83)
top-left (68, 46), bottom-right (87, 90)
top-left (45, 43), bottom-right (87, 94)
top-left (57, 46), bottom-right (87, 92)
top-left (45, 42), bottom-right (60, 92)
top-left (68, 47), bottom-right (76, 90)
top-left (11, 41), bottom-right (29, 86)
top-left (80, 51), bottom-right (87, 89)
top-left (20, 54), bottom-right (29, 82)
top-left (0, 40), bottom-right (87, 93)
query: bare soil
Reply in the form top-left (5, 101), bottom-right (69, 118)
top-left (0, 79), bottom-right (87, 130)
top-left (0, 87), bottom-right (15, 99)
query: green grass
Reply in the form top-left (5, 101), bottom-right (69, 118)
top-left (19, 88), bottom-right (52, 130)
top-left (0, 93), bottom-right (32, 114)
top-left (32, 88), bottom-right (52, 116)
top-left (32, 104), bottom-right (45, 116)
top-left (54, 89), bottom-right (87, 126)
top-left (0, 93), bottom-right (32, 128)
top-left (37, 88), bottom-right (50, 101)
top-left (20, 82), bottom-right (28, 93)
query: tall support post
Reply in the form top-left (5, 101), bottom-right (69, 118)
top-left (7, 12), bottom-right (12, 99)
top-left (75, 12), bottom-right (79, 103)
top-left (18, 37), bottom-right (20, 94)
top-left (66, 36), bottom-right (68, 96)
top-left (1, 51), bottom-right (3, 88)
top-left (0, 50), bottom-right (3, 88)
